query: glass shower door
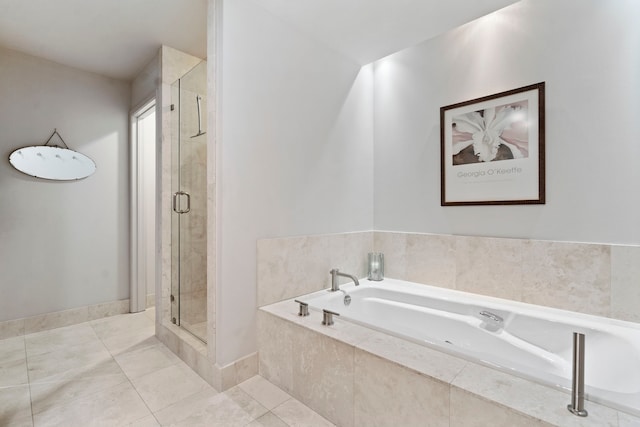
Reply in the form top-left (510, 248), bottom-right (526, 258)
top-left (171, 60), bottom-right (207, 343)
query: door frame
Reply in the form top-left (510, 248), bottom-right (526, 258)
top-left (130, 97), bottom-right (157, 313)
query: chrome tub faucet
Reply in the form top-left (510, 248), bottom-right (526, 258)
top-left (329, 269), bottom-right (360, 292)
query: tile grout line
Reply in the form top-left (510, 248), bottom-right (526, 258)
top-left (89, 316), bottom-right (162, 426)
top-left (23, 336), bottom-right (36, 427)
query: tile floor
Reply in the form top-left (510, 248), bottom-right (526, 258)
top-left (0, 309), bottom-right (335, 427)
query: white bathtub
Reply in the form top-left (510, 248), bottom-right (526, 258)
top-left (300, 278), bottom-right (640, 415)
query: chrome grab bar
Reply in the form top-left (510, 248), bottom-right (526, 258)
top-left (567, 332), bottom-right (588, 417)
top-left (172, 191), bottom-right (191, 214)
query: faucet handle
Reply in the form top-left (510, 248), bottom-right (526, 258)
top-left (322, 309), bottom-right (340, 326)
top-left (294, 299), bottom-right (309, 317)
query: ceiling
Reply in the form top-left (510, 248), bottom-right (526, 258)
top-left (0, 0), bottom-right (208, 80)
top-left (250, 0), bottom-right (520, 65)
top-left (0, 0), bottom-right (518, 81)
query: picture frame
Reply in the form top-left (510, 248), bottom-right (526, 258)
top-left (440, 82), bottom-right (545, 206)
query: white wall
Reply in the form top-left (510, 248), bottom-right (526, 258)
top-left (373, 0), bottom-right (640, 245)
top-left (218, 0), bottom-right (374, 365)
top-left (131, 54), bottom-right (160, 109)
top-left (0, 46), bottom-right (131, 322)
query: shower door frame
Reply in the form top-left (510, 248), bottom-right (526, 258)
top-left (170, 61), bottom-right (208, 343)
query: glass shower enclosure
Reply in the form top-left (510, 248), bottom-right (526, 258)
top-left (170, 60), bottom-right (207, 343)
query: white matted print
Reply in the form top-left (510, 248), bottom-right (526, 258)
top-left (440, 82), bottom-right (545, 206)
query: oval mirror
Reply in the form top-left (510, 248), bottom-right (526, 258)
top-left (9, 145), bottom-right (96, 181)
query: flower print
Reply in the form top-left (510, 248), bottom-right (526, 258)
top-left (452, 105), bottom-right (526, 163)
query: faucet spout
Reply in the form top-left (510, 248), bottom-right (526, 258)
top-left (329, 269), bottom-right (360, 292)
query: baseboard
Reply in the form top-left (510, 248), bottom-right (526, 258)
top-left (0, 299), bottom-right (130, 340)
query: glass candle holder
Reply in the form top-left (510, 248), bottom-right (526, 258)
top-left (368, 252), bottom-right (384, 281)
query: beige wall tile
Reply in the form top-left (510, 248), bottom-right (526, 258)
top-left (257, 311), bottom-right (294, 394)
top-left (292, 327), bottom-right (354, 427)
top-left (521, 241), bottom-right (611, 316)
top-left (354, 350), bottom-right (449, 427)
top-left (455, 235), bottom-right (523, 300)
top-left (611, 245), bottom-right (640, 323)
top-left (257, 235), bottom-right (331, 306)
top-left (257, 232), bottom-right (371, 307)
top-left (373, 231), bottom-right (408, 279)
top-left (406, 233), bottom-right (456, 288)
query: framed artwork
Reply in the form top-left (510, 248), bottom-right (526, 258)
top-left (440, 82), bottom-right (545, 206)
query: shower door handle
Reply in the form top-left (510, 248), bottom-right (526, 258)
top-left (172, 191), bottom-right (191, 214)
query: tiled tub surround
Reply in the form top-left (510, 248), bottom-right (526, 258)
top-left (257, 231), bottom-right (640, 324)
top-left (299, 278), bottom-right (640, 416)
top-left (257, 232), bottom-right (373, 307)
top-left (256, 231), bottom-right (640, 426)
top-left (258, 299), bottom-right (640, 427)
